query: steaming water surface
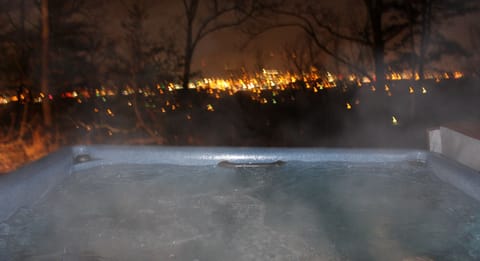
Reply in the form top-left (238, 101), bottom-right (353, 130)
top-left (1, 162), bottom-right (480, 260)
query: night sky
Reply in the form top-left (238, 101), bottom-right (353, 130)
top-left (97, 0), bottom-right (479, 76)
top-left (102, 0), bottom-right (287, 75)
top-left (1, 0), bottom-right (480, 170)
top-left (1, 0), bottom-right (478, 76)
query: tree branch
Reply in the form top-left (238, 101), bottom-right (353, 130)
top-left (306, 9), bottom-right (372, 46)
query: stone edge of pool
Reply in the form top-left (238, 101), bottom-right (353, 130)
top-left (1, 145), bottom-right (479, 222)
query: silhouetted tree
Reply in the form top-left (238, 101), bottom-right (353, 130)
top-left (468, 24), bottom-right (480, 77)
top-left (254, 48), bottom-right (266, 73)
top-left (0, 0), bottom-right (34, 136)
top-left (41, 0), bottom-right (51, 127)
top-left (248, 1), bottom-right (398, 86)
top-left (118, 1), bottom-right (183, 144)
top-left (282, 33), bottom-right (324, 76)
top-left (44, 0), bottom-right (102, 89)
top-left (180, 0), bottom-right (258, 90)
top-left (0, 0), bottom-right (108, 131)
top-left (0, 0), bottom-right (34, 91)
top-left (394, 0), bottom-right (477, 80)
top-left (119, 1), bottom-right (180, 88)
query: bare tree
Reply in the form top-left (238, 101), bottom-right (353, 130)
top-left (118, 1), bottom-right (181, 86)
top-left (254, 48), bottom-right (265, 73)
top-left (0, 1), bottom-right (13, 47)
top-left (117, 1), bottom-right (183, 144)
top-left (2, 0), bottom-right (118, 140)
top-left (250, 0), bottom-right (413, 88)
top-left (41, 0), bottom-right (52, 127)
top-left (468, 25), bottom-right (480, 77)
top-left (282, 34), bottom-right (324, 76)
top-left (395, 0), bottom-right (478, 80)
top-left (180, 0), bottom-right (258, 90)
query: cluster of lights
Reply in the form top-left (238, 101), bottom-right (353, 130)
top-left (0, 69), bottom-right (467, 107)
top-left (196, 69), bottom-right (336, 92)
top-left (0, 91), bottom-right (53, 104)
top-left (384, 71), bottom-right (463, 82)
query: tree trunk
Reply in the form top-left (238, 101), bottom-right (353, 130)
top-left (368, 0), bottom-right (386, 89)
top-left (182, 12), bottom-right (194, 91)
top-left (364, 0), bottom-right (390, 121)
top-left (418, 0), bottom-right (432, 81)
top-left (41, 0), bottom-right (52, 127)
top-left (182, 51), bottom-right (192, 90)
top-left (18, 0), bottom-right (29, 137)
top-left (373, 43), bottom-right (385, 89)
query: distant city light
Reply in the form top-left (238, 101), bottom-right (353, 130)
top-left (0, 69), bottom-right (469, 110)
top-left (106, 108), bottom-right (114, 117)
top-left (454, 71), bottom-right (464, 79)
top-left (392, 116), bottom-right (399, 126)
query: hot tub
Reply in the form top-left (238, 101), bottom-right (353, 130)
top-left (1, 146), bottom-right (480, 260)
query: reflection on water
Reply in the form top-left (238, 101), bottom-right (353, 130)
top-left (1, 162), bottom-right (480, 260)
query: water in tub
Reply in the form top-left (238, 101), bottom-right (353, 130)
top-left (1, 162), bottom-right (480, 260)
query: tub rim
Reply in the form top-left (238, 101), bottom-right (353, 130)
top-left (1, 145), bottom-right (478, 222)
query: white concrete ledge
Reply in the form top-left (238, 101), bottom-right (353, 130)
top-left (71, 145), bottom-right (427, 171)
top-left (429, 126), bottom-right (480, 171)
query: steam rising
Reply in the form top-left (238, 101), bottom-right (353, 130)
top-left (2, 162), bottom-right (480, 260)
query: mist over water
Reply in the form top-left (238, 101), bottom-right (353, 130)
top-left (2, 162), bottom-right (480, 260)
top-left (43, 76), bottom-right (479, 151)
top-left (1, 1), bottom-right (480, 260)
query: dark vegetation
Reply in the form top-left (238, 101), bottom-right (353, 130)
top-left (0, 0), bottom-right (479, 172)
top-left (2, 78), bottom-right (478, 149)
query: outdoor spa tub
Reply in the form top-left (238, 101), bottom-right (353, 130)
top-left (1, 146), bottom-right (480, 260)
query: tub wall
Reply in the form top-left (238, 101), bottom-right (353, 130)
top-left (0, 146), bottom-right (478, 223)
